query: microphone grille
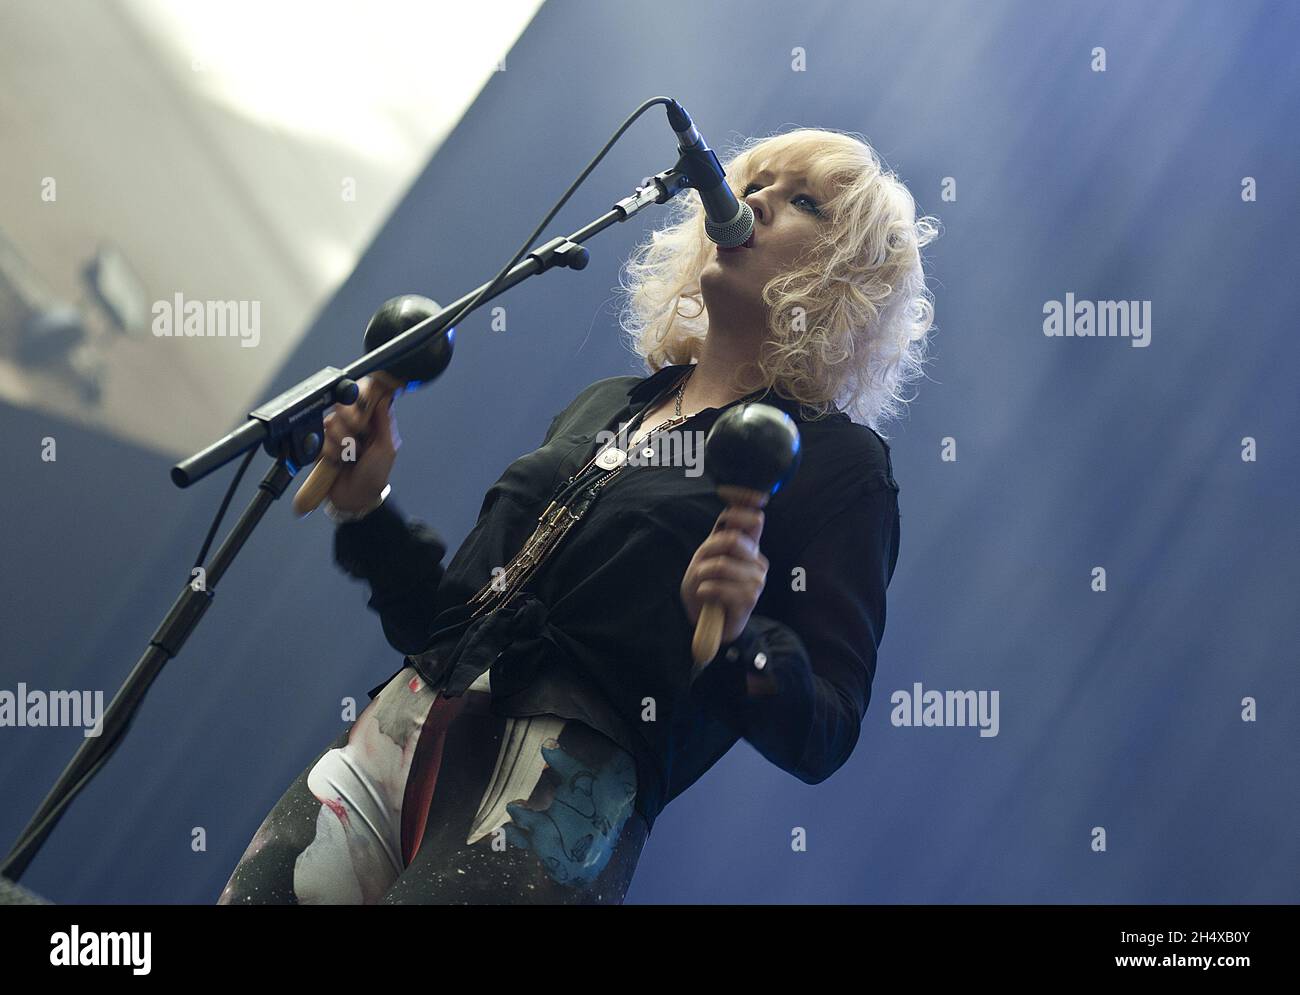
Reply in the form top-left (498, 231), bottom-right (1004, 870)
top-left (705, 202), bottom-right (755, 249)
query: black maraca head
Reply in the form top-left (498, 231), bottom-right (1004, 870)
top-left (363, 294), bottom-right (454, 386)
top-left (703, 402), bottom-right (802, 495)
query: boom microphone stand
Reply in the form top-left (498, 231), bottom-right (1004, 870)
top-left (1, 136), bottom-right (708, 885)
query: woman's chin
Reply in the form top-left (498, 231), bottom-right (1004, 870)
top-left (699, 261), bottom-right (735, 293)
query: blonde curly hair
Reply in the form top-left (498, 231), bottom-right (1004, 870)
top-left (617, 127), bottom-right (940, 435)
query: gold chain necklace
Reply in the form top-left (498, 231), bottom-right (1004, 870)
top-left (466, 367), bottom-right (695, 619)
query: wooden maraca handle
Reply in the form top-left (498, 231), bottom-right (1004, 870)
top-left (691, 484), bottom-right (770, 666)
top-left (291, 371), bottom-right (403, 517)
top-left (691, 603), bottom-right (727, 667)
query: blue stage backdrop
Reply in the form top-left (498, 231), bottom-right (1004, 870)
top-left (1, 0), bottom-right (1296, 903)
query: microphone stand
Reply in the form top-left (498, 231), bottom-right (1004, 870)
top-left (1, 159), bottom-right (701, 885)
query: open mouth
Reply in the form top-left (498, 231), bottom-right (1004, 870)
top-left (718, 231), bottom-right (755, 253)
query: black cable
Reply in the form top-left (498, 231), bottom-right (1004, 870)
top-left (434, 96), bottom-right (676, 348)
top-left (190, 443), bottom-right (257, 579)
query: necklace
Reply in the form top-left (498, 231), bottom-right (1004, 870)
top-left (465, 366), bottom-right (695, 618)
top-left (592, 365), bottom-right (693, 471)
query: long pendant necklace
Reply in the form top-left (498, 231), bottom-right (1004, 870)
top-left (465, 367), bottom-right (695, 618)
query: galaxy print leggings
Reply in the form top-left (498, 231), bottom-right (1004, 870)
top-left (217, 666), bottom-right (647, 904)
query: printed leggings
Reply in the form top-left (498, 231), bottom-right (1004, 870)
top-left (217, 666), bottom-right (647, 904)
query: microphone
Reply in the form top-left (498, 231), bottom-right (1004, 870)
top-left (665, 100), bottom-right (755, 249)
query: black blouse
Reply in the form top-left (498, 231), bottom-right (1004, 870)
top-left (333, 363), bottom-right (901, 831)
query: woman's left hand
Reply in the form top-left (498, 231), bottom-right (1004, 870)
top-left (681, 506), bottom-right (769, 647)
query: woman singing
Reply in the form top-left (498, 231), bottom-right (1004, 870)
top-left (218, 127), bottom-right (938, 904)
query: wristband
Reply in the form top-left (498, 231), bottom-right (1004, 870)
top-left (324, 483), bottom-right (391, 524)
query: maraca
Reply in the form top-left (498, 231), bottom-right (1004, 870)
top-left (691, 402), bottom-right (802, 667)
top-left (291, 295), bottom-right (454, 516)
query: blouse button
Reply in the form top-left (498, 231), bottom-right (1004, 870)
top-left (725, 647), bottom-right (739, 662)
top-left (753, 652), bottom-right (768, 671)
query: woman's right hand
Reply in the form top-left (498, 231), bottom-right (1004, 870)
top-left (321, 375), bottom-right (402, 514)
